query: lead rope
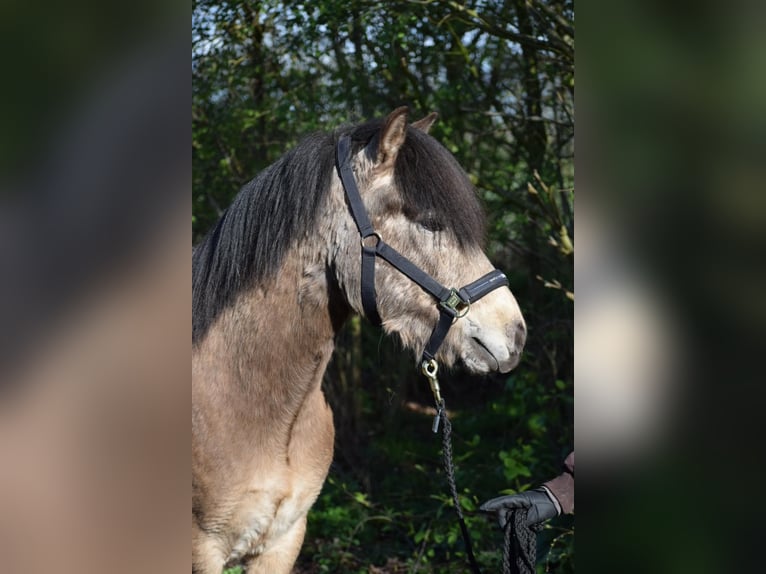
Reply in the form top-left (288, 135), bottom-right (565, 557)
top-left (436, 401), bottom-right (482, 574)
top-left (423, 360), bottom-right (481, 574)
top-left (502, 508), bottom-right (541, 574)
top-left (426, 362), bottom-right (538, 574)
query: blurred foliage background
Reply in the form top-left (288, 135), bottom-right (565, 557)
top-left (192, 0), bottom-right (573, 571)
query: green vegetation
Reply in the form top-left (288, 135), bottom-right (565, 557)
top-left (194, 1), bottom-right (573, 571)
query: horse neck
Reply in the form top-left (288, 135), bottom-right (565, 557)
top-left (194, 235), bottom-right (349, 419)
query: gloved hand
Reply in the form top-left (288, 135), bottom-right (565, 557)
top-left (480, 488), bottom-right (560, 528)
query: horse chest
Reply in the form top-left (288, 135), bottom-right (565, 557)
top-left (226, 389), bottom-right (335, 564)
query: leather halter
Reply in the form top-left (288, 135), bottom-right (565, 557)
top-left (335, 134), bottom-right (509, 370)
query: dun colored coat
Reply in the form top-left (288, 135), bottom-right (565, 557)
top-left (192, 108), bottom-right (526, 573)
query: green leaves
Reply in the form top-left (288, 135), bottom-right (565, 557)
top-left (499, 444), bottom-right (536, 483)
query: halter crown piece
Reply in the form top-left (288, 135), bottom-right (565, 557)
top-left (335, 134), bottom-right (509, 427)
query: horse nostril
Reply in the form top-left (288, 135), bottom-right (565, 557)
top-left (507, 320), bottom-right (526, 349)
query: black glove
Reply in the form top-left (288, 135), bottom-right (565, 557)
top-left (480, 488), bottom-right (559, 528)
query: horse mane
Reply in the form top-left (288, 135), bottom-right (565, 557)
top-left (192, 118), bottom-right (485, 344)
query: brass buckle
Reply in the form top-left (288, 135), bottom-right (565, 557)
top-left (439, 289), bottom-right (470, 318)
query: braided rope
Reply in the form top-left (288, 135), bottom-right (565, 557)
top-left (502, 508), bottom-right (542, 574)
top-left (438, 401), bottom-right (483, 574)
top-left (436, 399), bottom-right (541, 574)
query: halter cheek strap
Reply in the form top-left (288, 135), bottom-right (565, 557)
top-left (335, 134), bottom-right (508, 369)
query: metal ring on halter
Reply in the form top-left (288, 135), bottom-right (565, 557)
top-left (455, 302), bottom-right (470, 319)
top-left (439, 288), bottom-right (470, 319)
top-left (361, 232), bottom-right (382, 250)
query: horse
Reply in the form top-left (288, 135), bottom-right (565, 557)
top-left (192, 107), bottom-right (527, 573)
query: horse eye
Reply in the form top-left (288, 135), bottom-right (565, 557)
top-left (418, 214), bottom-right (443, 232)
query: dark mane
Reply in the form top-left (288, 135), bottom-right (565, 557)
top-left (192, 119), bottom-right (485, 344)
top-left (192, 131), bottom-right (335, 343)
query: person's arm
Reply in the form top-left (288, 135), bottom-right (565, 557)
top-left (542, 451), bottom-right (574, 514)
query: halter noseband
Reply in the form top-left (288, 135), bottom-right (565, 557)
top-left (335, 134), bottom-right (509, 379)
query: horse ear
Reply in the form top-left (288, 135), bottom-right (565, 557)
top-left (378, 106), bottom-right (409, 166)
top-left (412, 112), bottom-right (438, 134)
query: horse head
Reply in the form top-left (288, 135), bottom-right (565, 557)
top-left (332, 107), bottom-right (526, 374)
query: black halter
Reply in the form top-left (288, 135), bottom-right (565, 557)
top-left (335, 134), bottom-right (509, 372)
